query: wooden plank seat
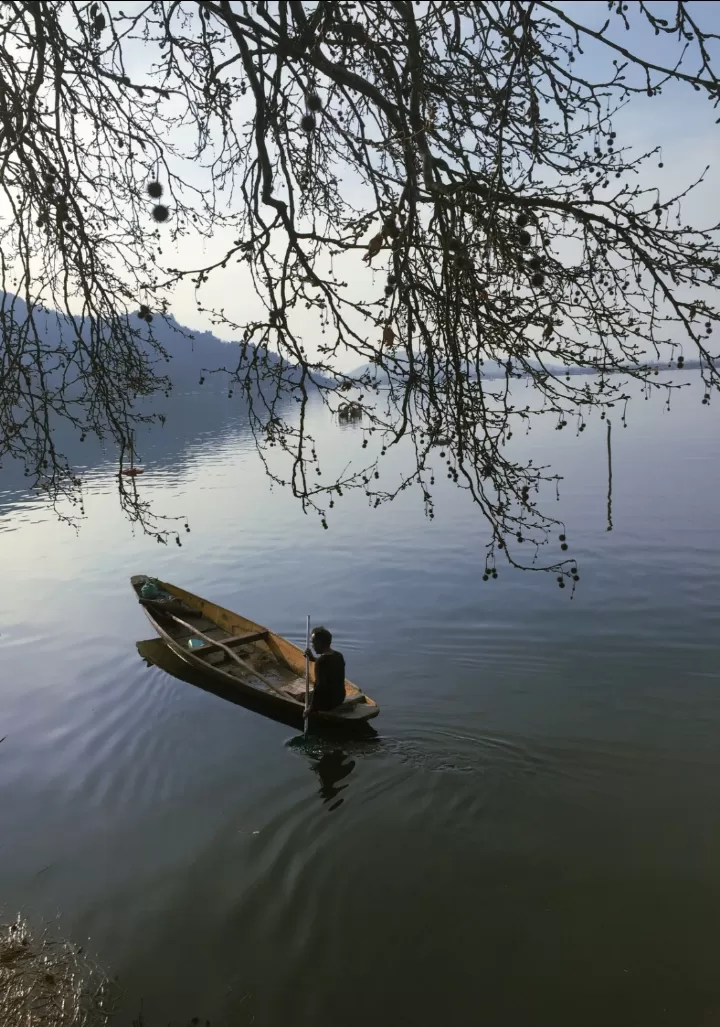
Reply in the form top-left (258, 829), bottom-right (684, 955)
top-left (337, 692), bottom-right (368, 708)
top-left (281, 678), bottom-right (368, 707)
top-left (194, 630), bottom-right (269, 655)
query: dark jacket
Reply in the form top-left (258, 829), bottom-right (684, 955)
top-left (309, 650), bottom-right (346, 711)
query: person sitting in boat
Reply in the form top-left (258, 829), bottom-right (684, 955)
top-left (305, 626), bottom-right (346, 713)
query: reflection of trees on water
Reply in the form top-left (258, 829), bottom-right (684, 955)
top-left (0, 391), bottom-right (292, 510)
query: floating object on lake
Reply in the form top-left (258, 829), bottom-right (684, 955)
top-left (120, 433), bottom-right (145, 476)
top-left (131, 575), bottom-right (379, 726)
top-left (338, 401), bottom-right (363, 422)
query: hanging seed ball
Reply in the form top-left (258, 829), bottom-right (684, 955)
top-left (307, 93), bottom-right (323, 112)
top-left (147, 181), bottom-right (163, 199)
top-left (559, 534), bottom-right (566, 542)
top-left (518, 230), bottom-right (532, 247)
top-left (483, 574), bottom-right (489, 582)
top-left (529, 256), bottom-right (542, 271)
top-left (531, 272), bottom-right (545, 288)
top-left (516, 213), bottom-right (530, 227)
top-left (561, 543), bottom-right (569, 551)
top-left (677, 355), bottom-right (685, 368)
top-left (301, 113), bottom-right (317, 133)
top-left (152, 204), bottom-right (169, 222)
top-left (559, 580), bottom-right (566, 589)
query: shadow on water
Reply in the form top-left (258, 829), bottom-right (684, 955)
top-left (310, 749), bottom-right (356, 810)
top-left (285, 734), bottom-right (383, 811)
top-left (136, 638), bottom-right (379, 813)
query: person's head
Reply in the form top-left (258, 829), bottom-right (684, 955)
top-left (311, 626), bottom-right (332, 654)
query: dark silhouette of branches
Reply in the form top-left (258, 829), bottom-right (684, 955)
top-left (1, 1), bottom-right (719, 578)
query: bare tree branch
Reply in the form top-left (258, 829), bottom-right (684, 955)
top-left (1, 1), bottom-right (719, 581)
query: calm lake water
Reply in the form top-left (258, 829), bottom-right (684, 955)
top-left (2, 373), bottom-right (720, 1027)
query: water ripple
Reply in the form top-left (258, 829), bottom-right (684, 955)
top-left (2, 390), bottom-right (720, 1027)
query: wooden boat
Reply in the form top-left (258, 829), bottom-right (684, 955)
top-left (131, 576), bottom-right (379, 725)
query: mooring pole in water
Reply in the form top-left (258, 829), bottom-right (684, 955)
top-left (303, 614), bottom-right (311, 736)
top-left (606, 419), bottom-right (613, 532)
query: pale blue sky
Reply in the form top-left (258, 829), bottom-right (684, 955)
top-left (158, 2), bottom-right (720, 365)
top-left (4, 1), bottom-right (719, 368)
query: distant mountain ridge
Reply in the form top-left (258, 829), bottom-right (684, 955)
top-left (0, 293), bottom-right (329, 393)
top-left (347, 355), bottom-right (702, 383)
top-left (1, 293), bottom-right (700, 398)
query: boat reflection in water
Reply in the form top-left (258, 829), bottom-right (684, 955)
top-left (136, 638), bottom-right (377, 809)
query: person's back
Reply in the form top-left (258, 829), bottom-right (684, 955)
top-left (307, 626), bottom-right (346, 712)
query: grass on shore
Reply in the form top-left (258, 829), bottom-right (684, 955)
top-left (2, 915), bottom-right (214, 1027)
top-left (1, 916), bottom-right (114, 1027)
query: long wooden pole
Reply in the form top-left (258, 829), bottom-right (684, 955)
top-left (147, 603), bottom-right (294, 702)
top-left (304, 615), bottom-right (311, 736)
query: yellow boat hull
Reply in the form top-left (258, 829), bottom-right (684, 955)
top-left (131, 576), bottom-right (379, 725)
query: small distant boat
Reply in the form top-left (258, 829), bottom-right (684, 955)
top-left (338, 400), bottom-right (363, 423)
top-left (131, 576), bottom-right (380, 725)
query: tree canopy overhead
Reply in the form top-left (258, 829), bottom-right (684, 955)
top-left (1, 1), bottom-right (719, 580)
